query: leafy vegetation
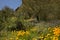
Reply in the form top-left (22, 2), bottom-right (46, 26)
top-left (0, 0), bottom-right (60, 40)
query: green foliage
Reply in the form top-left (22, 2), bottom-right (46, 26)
top-left (0, 6), bottom-right (15, 31)
top-left (0, 0), bottom-right (60, 40)
top-left (0, 0), bottom-right (60, 31)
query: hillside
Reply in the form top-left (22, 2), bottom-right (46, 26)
top-left (0, 0), bottom-right (60, 40)
top-left (16, 0), bottom-right (60, 21)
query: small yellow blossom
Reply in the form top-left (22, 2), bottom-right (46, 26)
top-left (44, 38), bottom-right (47, 40)
top-left (53, 27), bottom-right (60, 36)
top-left (53, 36), bottom-right (58, 40)
top-left (17, 30), bottom-right (25, 36)
top-left (21, 31), bottom-right (25, 36)
top-left (16, 37), bottom-right (18, 40)
top-left (25, 31), bottom-right (30, 35)
top-left (47, 34), bottom-right (50, 36)
top-left (45, 34), bottom-right (50, 37)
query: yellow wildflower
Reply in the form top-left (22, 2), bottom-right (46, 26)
top-left (17, 31), bottom-right (22, 36)
top-left (16, 37), bottom-right (18, 40)
top-left (45, 34), bottom-right (50, 37)
top-left (21, 31), bottom-right (25, 36)
top-left (53, 36), bottom-right (58, 40)
top-left (25, 31), bottom-right (30, 35)
top-left (17, 30), bottom-right (25, 36)
top-left (53, 27), bottom-right (60, 36)
top-left (44, 38), bottom-right (46, 40)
